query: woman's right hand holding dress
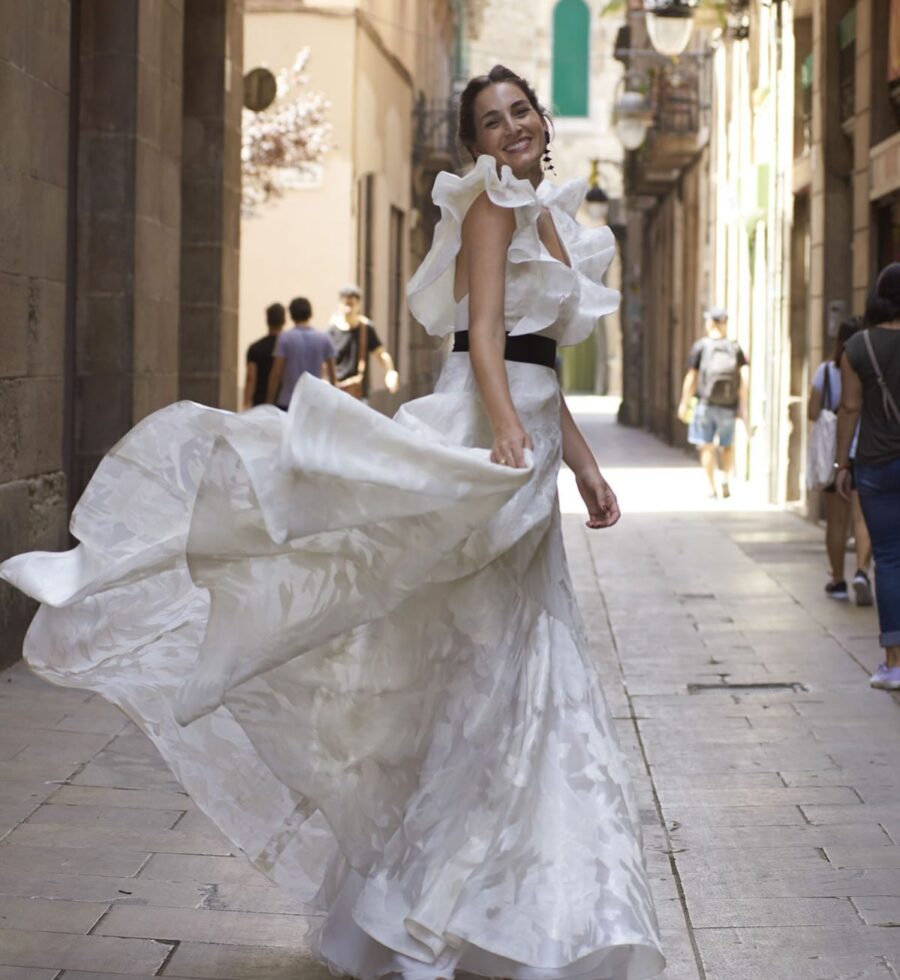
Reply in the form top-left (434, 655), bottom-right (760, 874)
top-left (461, 191), bottom-right (533, 469)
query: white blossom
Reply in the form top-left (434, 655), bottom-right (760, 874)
top-left (241, 49), bottom-right (332, 211)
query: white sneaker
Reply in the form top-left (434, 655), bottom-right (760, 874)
top-left (870, 663), bottom-right (900, 690)
top-left (852, 570), bottom-right (874, 607)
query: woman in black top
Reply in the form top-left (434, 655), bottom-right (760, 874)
top-left (837, 263), bottom-right (900, 689)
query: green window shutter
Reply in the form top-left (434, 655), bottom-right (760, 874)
top-left (552, 0), bottom-right (590, 117)
top-left (838, 9), bottom-right (855, 50)
top-left (801, 53), bottom-right (812, 90)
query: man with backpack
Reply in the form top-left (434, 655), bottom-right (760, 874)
top-left (677, 307), bottom-right (749, 499)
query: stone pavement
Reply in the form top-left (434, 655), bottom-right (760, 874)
top-left (1, 398), bottom-right (899, 980)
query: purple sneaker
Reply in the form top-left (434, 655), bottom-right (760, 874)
top-left (870, 663), bottom-right (900, 690)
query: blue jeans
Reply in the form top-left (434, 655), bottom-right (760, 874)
top-left (855, 457), bottom-right (900, 647)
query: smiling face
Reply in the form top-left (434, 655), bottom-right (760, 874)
top-left (470, 81), bottom-right (547, 180)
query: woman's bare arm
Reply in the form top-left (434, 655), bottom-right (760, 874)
top-left (463, 193), bottom-right (531, 468)
top-left (560, 398), bottom-right (620, 528)
top-left (807, 383), bottom-right (823, 422)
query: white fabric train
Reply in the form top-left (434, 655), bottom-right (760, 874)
top-left (0, 155), bottom-right (664, 980)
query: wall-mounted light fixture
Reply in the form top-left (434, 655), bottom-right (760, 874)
top-left (613, 89), bottom-right (653, 150)
top-left (585, 160), bottom-right (611, 223)
top-left (643, 0), bottom-right (699, 58)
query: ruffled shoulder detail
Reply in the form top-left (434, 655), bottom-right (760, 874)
top-left (406, 156), bottom-right (538, 338)
top-left (537, 179), bottom-right (620, 347)
top-left (406, 156), bottom-right (620, 347)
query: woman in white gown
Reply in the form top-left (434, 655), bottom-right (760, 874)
top-left (0, 65), bottom-right (664, 980)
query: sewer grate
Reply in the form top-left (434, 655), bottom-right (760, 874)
top-left (687, 681), bottom-right (807, 694)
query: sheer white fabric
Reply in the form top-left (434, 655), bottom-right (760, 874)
top-left (0, 156), bottom-right (664, 980)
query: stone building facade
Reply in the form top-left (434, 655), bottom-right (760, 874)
top-left (239, 0), bottom-right (482, 413)
top-left (0, 0), bottom-right (244, 668)
top-left (619, 0), bottom-right (900, 509)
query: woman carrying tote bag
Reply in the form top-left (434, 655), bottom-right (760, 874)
top-left (808, 317), bottom-right (872, 603)
top-left (836, 263), bottom-right (900, 689)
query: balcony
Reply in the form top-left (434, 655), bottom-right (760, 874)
top-left (412, 95), bottom-right (461, 194)
top-left (629, 65), bottom-right (710, 196)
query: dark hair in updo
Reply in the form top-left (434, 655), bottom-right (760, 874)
top-left (457, 65), bottom-right (551, 163)
top-left (865, 262), bottom-right (900, 326)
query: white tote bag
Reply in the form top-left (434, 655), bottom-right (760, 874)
top-left (806, 364), bottom-right (837, 490)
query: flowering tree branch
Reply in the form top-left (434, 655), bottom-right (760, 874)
top-left (241, 49), bottom-right (332, 211)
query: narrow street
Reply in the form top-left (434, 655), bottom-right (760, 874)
top-left (1, 401), bottom-right (899, 980)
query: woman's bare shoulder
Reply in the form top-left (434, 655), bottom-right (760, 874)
top-left (461, 190), bottom-right (516, 241)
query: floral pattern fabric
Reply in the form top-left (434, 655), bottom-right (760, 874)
top-left (0, 157), bottom-right (664, 980)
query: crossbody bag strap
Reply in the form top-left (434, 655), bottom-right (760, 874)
top-left (862, 329), bottom-right (900, 424)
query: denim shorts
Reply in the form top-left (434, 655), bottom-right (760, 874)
top-left (688, 402), bottom-right (737, 448)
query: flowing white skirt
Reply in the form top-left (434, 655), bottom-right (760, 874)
top-left (0, 355), bottom-right (664, 980)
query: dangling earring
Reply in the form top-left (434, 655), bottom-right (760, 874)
top-left (542, 131), bottom-right (556, 174)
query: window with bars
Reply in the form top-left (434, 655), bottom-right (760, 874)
top-left (838, 9), bottom-right (855, 132)
top-left (801, 53), bottom-right (812, 154)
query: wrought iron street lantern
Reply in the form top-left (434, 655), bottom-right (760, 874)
top-left (585, 160), bottom-right (611, 223)
top-left (643, 0), bottom-right (699, 58)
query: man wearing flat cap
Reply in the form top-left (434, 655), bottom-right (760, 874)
top-left (677, 307), bottom-right (749, 499)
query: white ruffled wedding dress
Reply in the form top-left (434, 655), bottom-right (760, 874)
top-left (1, 155), bottom-right (664, 980)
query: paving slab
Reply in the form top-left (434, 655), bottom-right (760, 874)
top-left (0, 969), bottom-right (59, 979)
top-left (94, 905), bottom-right (314, 947)
top-left (161, 942), bottom-right (331, 979)
top-left (0, 928), bottom-right (172, 973)
top-left (685, 894), bottom-right (860, 928)
top-left (0, 896), bottom-right (107, 934)
top-left (0, 844), bottom-right (150, 878)
top-left (852, 896), bottom-right (900, 926)
top-left (3, 824), bottom-right (232, 856)
top-left (25, 804), bottom-right (183, 831)
top-left (0, 868), bottom-right (304, 915)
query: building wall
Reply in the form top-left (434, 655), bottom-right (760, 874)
top-left (239, 1), bottom-right (458, 412)
top-left (801, 0), bottom-right (899, 516)
top-left (0, 0), bottom-right (71, 667)
top-left (239, 11), bottom-right (356, 376)
top-left (0, 0), bottom-right (244, 668)
top-left (620, 0), bottom-right (899, 510)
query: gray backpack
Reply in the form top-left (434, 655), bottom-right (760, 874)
top-left (698, 338), bottom-right (741, 407)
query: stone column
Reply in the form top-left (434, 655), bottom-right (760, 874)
top-left (74, 0), bottom-right (186, 494)
top-left (179, 0), bottom-right (243, 408)
top-left (808, 0), bottom-right (854, 376)
top-left (0, 0), bottom-right (71, 667)
top-left (852, 0), bottom-right (872, 310)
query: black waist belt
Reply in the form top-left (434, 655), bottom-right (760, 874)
top-left (452, 330), bottom-right (557, 369)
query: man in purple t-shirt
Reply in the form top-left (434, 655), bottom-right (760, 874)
top-left (266, 297), bottom-right (337, 410)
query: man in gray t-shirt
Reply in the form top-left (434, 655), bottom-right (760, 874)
top-left (266, 297), bottom-right (337, 409)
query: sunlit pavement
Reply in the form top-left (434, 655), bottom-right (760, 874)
top-left (0, 398), bottom-right (898, 979)
top-left (564, 397), bottom-right (900, 980)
